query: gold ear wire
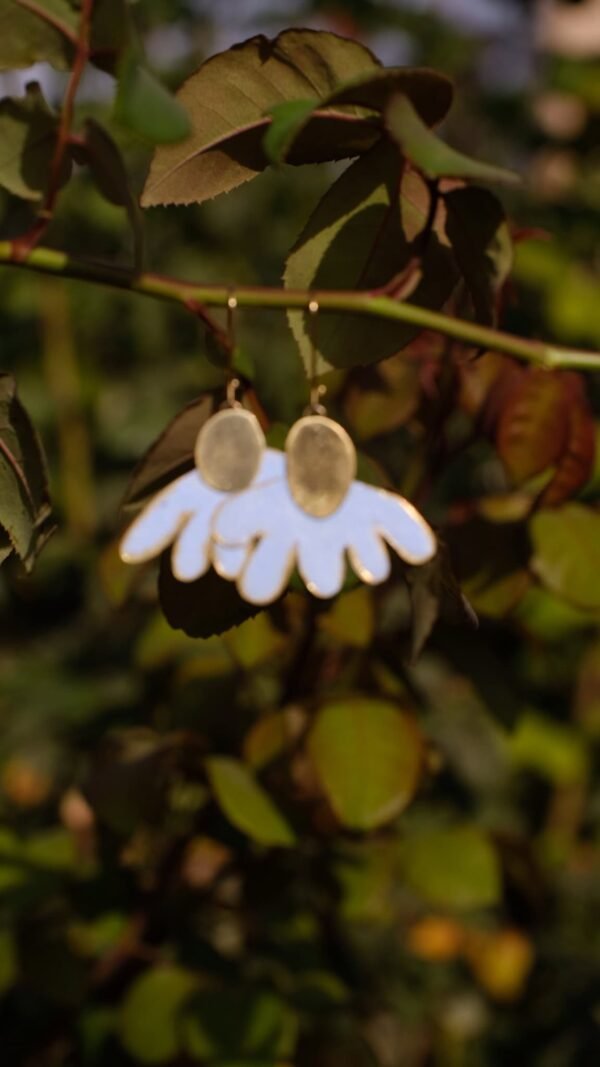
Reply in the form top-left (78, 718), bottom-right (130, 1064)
top-left (307, 298), bottom-right (326, 415)
top-left (225, 291), bottom-right (240, 408)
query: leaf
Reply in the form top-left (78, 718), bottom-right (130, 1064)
top-left (530, 504), bottom-right (600, 611)
top-left (0, 372), bottom-right (53, 570)
top-left (0, 0), bottom-right (131, 72)
top-left (142, 28), bottom-right (383, 207)
top-left (183, 987), bottom-right (297, 1062)
top-left (318, 586), bottom-right (375, 649)
top-left (444, 186), bottom-right (512, 325)
top-left (496, 369), bottom-right (572, 484)
top-left (445, 517), bottom-right (531, 619)
top-left (115, 50), bottom-right (192, 144)
top-left (540, 375), bottom-right (595, 507)
top-left (385, 94), bottom-right (519, 186)
top-left (263, 66), bottom-right (454, 164)
top-left (402, 825), bottom-right (501, 909)
top-left (406, 546), bottom-right (478, 662)
top-left (285, 140), bottom-right (459, 372)
top-left (224, 613), bottom-right (286, 670)
top-left (509, 711), bottom-right (588, 785)
top-left (158, 556), bottom-right (260, 638)
top-left (81, 119), bottom-right (144, 268)
top-left (206, 757), bottom-right (296, 847)
top-left (308, 697), bottom-right (423, 830)
top-left (119, 966), bottom-right (197, 1065)
top-left (0, 83), bottom-right (66, 200)
top-left (122, 395), bottom-right (213, 508)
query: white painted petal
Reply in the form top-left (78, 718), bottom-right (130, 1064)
top-left (371, 486), bottom-right (436, 564)
top-left (297, 532), bottom-right (347, 599)
top-left (214, 481), bottom-right (289, 546)
top-left (171, 510), bottom-right (212, 582)
top-left (212, 541), bottom-right (249, 581)
top-left (347, 526), bottom-right (391, 585)
top-left (239, 534), bottom-right (296, 605)
top-left (119, 471), bottom-right (207, 564)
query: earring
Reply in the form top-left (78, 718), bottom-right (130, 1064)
top-left (119, 294), bottom-right (285, 583)
top-left (211, 300), bottom-right (437, 605)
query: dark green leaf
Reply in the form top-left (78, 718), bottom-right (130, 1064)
top-left (119, 966), bottom-right (197, 1065)
top-left (407, 546), bottom-right (478, 662)
top-left (0, 372), bottom-right (53, 570)
top-left (386, 94), bottom-right (519, 186)
top-left (183, 987), bottom-right (297, 1061)
top-left (444, 185), bottom-right (512, 325)
top-left (263, 67), bottom-right (453, 164)
top-left (285, 139), bottom-right (459, 371)
top-left (308, 697), bottom-right (423, 830)
top-left (206, 757), bottom-right (296, 847)
top-left (122, 395), bottom-right (213, 508)
top-left (81, 119), bottom-right (144, 269)
top-left (115, 51), bottom-right (192, 145)
top-left (0, 83), bottom-right (65, 201)
top-left (402, 824), bottom-right (501, 908)
top-left (158, 556), bottom-right (260, 638)
top-left (530, 504), bottom-right (600, 611)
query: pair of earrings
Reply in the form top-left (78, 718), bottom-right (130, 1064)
top-left (119, 302), bottom-right (436, 606)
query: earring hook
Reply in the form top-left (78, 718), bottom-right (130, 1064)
top-left (307, 298), bottom-right (326, 415)
top-left (225, 290), bottom-right (240, 408)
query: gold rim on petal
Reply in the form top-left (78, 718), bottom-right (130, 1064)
top-left (286, 415), bottom-right (357, 518)
top-left (195, 408), bottom-right (265, 492)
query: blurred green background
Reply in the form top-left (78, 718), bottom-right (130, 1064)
top-left (0, 1), bottom-right (599, 1064)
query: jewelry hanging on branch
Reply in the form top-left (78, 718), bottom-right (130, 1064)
top-left (118, 294), bottom-right (284, 582)
top-left (211, 300), bottom-right (437, 605)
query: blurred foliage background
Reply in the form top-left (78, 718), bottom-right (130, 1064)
top-left (0, 1), bottom-right (600, 1064)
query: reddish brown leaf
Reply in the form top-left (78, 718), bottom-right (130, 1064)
top-left (495, 368), bottom-right (570, 484)
top-left (540, 375), bottom-right (595, 507)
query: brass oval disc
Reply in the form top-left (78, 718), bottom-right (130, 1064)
top-left (286, 415), bottom-right (356, 518)
top-left (195, 408), bottom-right (265, 492)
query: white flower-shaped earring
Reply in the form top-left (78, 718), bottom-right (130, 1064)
top-left (119, 396), bottom-right (285, 583)
top-left (211, 301), bottom-right (436, 606)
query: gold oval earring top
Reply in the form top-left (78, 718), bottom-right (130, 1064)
top-left (286, 415), bottom-right (356, 518)
top-left (195, 408), bottom-right (265, 492)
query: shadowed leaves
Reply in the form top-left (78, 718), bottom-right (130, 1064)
top-left (0, 0), bottom-right (131, 72)
top-left (0, 83), bottom-right (68, 201)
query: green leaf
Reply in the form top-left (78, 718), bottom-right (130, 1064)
top-left (115, 51), bottom-right (192, 145)
top-left (142, 28), bottom-right (382, 207)
top-left (308, 697), bottom-right (423, 830)
top-left (158, 556), bottom-right (260, 638)
top-left (119, 966), bottom-right (197, 1065)
top-left (122, 395), bottom-right (213, 508)
top-left (263, 98), bottom-right (318, 164)
top-left (530, 505), bottom-right (600, 611)
top-left (406, 546), bottom-right (478, 662)
top-left (0, 0), bottom-right (130, 72)
top-left (263, 67), bottom-right (454, 164)
top-left (318, 586), bottom-right (375, 649)
top-left (402, 824), bottom-right (501, 909)
top-left (206, 757), bottom-right (296, 847)
top-left (385, 94), bottom-right (519, 186)
top-left (285, 139), bottom-right (459, 372)
top-left (444, 185), bottom-right (512, 325)
top-left (81, 119), bottom-right (144, 269)
top-left (0, 372), bottom-right (53, 570)
top-left (183, 987), bottom-right (297, 1062)
top-left (0, 83), bottom-right (68, 201)
top-left (510, 711), bottom-right (588, 785)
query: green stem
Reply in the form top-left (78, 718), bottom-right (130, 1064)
top-left (0, 241), bottom-right (598, 372)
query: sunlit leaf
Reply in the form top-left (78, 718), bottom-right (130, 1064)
top-left (402, 824), bottom-right (501, 909)
top-left (530, 504), bottom-right (600, 611)
top-left (509, 711), bottom-right (588, 785)
top-left (386, 94), bottom-right (519, 185)
top-left (308, 697), bottom-right (423, 830)
top-left (119, 967), bottom-right (197, 1065)
top-left (206, 757), bottom-right (296, 847)
top-left (318, 586), bottom-right (375, 649)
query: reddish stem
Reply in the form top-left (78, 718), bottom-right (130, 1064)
top-left (12, 0), bottom-right (94, 261)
